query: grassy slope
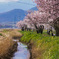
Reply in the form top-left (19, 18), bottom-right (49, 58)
top-left (0, 29), bottom-right (22, 59)
top-left (19, 31), bottom-right (59, 59)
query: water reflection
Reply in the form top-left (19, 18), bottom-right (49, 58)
top-left (11, 40), bottom-right (30, 59)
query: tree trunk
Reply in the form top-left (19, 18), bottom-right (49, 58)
top-left (56, 29), bottom-right (59, 36)
top-left (53, 17), bottom-right (59, 36)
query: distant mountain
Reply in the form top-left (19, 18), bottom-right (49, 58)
top-left (30, 7), bottom-right (38, 11)
top-left (0, 7), bottom-right (38, 28)
top-left (0, 9), bottom-right (27, 22)
top-left (0, 7), bottom-right (38, 23)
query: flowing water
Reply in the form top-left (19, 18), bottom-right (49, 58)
top-left (11, 40), bottom-right (30, 59)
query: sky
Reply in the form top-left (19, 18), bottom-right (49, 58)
top-left (0, 0), bottom-right (36, 13)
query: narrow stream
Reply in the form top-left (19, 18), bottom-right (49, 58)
top-left (11, 40), bottom-right (30, 59)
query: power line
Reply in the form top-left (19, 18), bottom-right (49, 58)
top-left (17, 1), bottom-right (36, 6)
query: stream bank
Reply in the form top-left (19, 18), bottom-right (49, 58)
top-left (0, 42), bottom-right (17, 59)
top-left (0, 29), bottom-right (58, 59)
top-left (11, 40), bottom-right (30, 59)
top-left (20, 31), bottom-right (59, 59)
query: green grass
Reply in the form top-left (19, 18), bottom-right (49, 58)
top-left (3, 29), bottom-right (8, 32)
top-left (19, 31), bottom-right (59, 59)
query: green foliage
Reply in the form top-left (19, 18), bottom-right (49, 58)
top-left (19, 31), bottom-right (59, 59)
top-left (3, 29), bottom-right (8, 32)
top-left (0, 33), bottom-right (2, 36)
top-left (3, 29), bottom-right (9, 33)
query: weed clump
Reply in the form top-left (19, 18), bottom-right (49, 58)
top-left (0, 33), bottom-right (2, 36)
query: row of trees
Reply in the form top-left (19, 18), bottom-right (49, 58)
top-left (16, 11), bottom-right (47, 34)
top-left (17, 0), bottom-right (59, 36)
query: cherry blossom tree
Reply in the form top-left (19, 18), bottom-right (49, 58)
top-left (16, 21), bottom-right (25, 31)
top-left (34, 0), bottom-right (59, 36)
top-left (23, 11), bottom-right (48, 33)
top-left (16, 21), bottom-right (24, 29)
top-left (17, 10), bottom-right (49, 33)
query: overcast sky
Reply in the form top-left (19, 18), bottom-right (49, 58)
top-left (0, 0), bottom-right (36, 13)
